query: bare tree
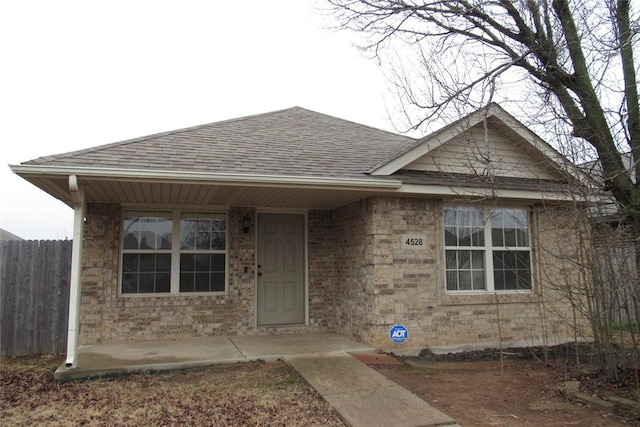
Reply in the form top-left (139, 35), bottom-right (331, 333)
top-left (323, 0), bottom-right (639, 379)
top-left (323, 0), bottom-right (638, 258)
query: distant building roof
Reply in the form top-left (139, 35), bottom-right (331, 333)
top-left (0, 228), bottom-right (24, 241)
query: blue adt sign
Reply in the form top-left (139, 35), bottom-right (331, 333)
top-left (389, 324), bottom-right (409, 344)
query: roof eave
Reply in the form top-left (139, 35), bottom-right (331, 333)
top-left (396, 183), bottom-right (600, 203)
top-left (9, 164), bottom-right (403, 191)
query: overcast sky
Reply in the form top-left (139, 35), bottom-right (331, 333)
top-left (1, 0), bottom-right (407, 240)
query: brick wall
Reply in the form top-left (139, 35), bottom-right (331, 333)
top-left (79, 205), bottom-right (336, 344)
top-left (79, 199), bottom-right (588, 351)
top-left (308, 210), bottom-right (337, 330)
top-left (334, 197), bottom-right (588, 353)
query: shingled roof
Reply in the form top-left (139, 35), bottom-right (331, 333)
top-left (23, 107), bottom-right (417, 179)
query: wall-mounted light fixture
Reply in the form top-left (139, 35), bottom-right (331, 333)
top-left (241, 215), bottom-right (252, 234)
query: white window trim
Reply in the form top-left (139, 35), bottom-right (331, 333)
top-left (444, 206), bottom-right (534, 294)
top-left (119, 208), bottom-right (229, 297)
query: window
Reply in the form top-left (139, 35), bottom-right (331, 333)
top-left (445, 206), bottom-right (532, 292)
top-left (121, 210), bottom-right (227, 295)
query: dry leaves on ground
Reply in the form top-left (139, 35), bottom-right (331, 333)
top-left (0, 355), bottom-right (346, 426)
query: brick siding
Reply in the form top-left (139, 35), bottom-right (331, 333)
top-left (78, 199), bottom-right (587, 352)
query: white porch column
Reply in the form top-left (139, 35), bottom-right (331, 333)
top-left (65, 175), bottom-right (85, 368)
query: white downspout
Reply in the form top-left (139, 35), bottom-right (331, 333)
top-left (65, 175), bottom-right (85, 368)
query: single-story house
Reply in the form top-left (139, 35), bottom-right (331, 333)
top-left (11, 103), bottom-right (591, 368)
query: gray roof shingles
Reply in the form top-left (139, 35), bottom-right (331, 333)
top-left (22, 106), bottom-right (571, 193)
top-left (24, 107), bottom-right (418, 179)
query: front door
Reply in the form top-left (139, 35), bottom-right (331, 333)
top-left (257, 213), bottom-right (305, 326)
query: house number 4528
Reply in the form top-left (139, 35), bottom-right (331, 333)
top-left (401, 234), bottom-right (427, 249)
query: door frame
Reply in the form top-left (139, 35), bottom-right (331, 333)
top-left (254, 209), bottom-right (309, 327)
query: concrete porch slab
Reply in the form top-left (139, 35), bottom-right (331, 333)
top-left (231, 332), bottom-right (373, 360)
top-left (54, 332), bottom-right (374, 381)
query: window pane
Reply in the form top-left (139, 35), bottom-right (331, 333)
top-left (123, 230), bottom-right (139, 250)
top-left (211, 254), bottom-right (225, 271)
top-left (195, 273), bottom-right (210, 292)
top-left (458, 271), bottom-right (472, 290)
top-left (139, 254), bottom-right (156, 272)
top-left (211, 273), bottom-right (226, 292)
top-left (517, 229), bottom-right (529, 247)
top-left (139, 273), bottom-right (155, 293)
top-left (196, 230), bottom-right (210, 250)
top-left (516, 252), bottom-right (530, 269)
top-left (490, 210), bottom-right (503, 228)
top-left (446, 271), bottom-right (458, 290)
top-left (458, 251), bottom-right (470, 269)
top-left (472, 251), bottom-right (484, 269)
top-left (471, 227), bottom-right (485, 246)
top-left (212, 232), bottom-right (226, 250)
top-left (444, 209), bottom-right (457, 226)
top-left (181, 213), bottom-right (227, 251)
top-left (446, 251), bottom-right (457, 270)
top-left (504, 270), bottom-right (518, 289)
top-left (512, 209), bottom-right (528, 227)
top-left (122, 273), bottom-right (137, 294)
top-left (491, 208), bottom-right (528, 249)
top-left (504, 228), bottom-right (517, 246)
top-left (123, 211), bottom-right (172, 250)
top-left (492, 228), bottom-right (504, 246)
top-left (122, 254), bottom-right (138, 273)
top-left (156, 254), bottom-right (171, 272)
top-left (493, 252), bottom-right (505, 270)
top-left (494, 271), bottom-right (505, 290)
top-left (156, 273), bottom-right (171, 293)
top-left (194, 254), bottom-right (210, 271)
top-left (503, 252), bottom-right (517, 269)
top-left (517, 270), bottom-right (532, 289)
top-left (503, 210), bottom-right (517, 228)
top-left (472, 271), bottom-right (485, 290)
top-left (181, 254), bottom-right (194, 271)
top-left (179, 254), bottom-right (226, 293)
top-left (459, 227), bottom-right (471, 246)
top-left (180, 273), bottom-right (194, 292)
top-left (493, 250), bottom-right (532, 291)
top-left (445, 227), bottom-right (457, 246)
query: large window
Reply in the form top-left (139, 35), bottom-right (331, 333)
top-left (121, 210), bottom-right (227, 295)
top-left (444, 206), bottom-right (532, 292)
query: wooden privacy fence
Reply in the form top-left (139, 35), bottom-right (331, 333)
top-left (1, 240), bottom-right (72, 357)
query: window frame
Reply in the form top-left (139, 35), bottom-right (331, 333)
top-left (119, 209), bottom-right (229, 297)
top-left (444, 205), bottom-right (533, 294)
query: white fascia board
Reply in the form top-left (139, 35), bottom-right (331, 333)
top-left (396, 183), bottom-right (593, 202)
top-left (9, 165), bottom-right (402, 191)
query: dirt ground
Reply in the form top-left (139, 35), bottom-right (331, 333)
top-left (3, 352), bottom-right (640, 426)
top-left (370, 353), bottom-right (640, 426)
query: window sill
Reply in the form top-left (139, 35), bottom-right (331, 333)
top-left (119, 291), bottom-right (228, 298)
top-left (441, 289), bottom-right (537, 306)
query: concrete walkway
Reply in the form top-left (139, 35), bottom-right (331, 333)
top-left (287, 352), bottom-right (458, 427)
top-left (55, 333), bottom-right (457, 426)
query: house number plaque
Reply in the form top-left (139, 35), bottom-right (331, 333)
top-left (401, 234), bottom-right (427, 249)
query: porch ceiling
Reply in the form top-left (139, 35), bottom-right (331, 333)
top-left (21, 174), bottom-right (391, 210)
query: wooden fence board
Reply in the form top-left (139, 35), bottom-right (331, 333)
top-left (1, 240), bottom-right (72, 357)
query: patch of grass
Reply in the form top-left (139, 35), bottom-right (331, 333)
top-left (397, 363), bottom-right (438, 376)
top-left (276, 375), bottom-right (301, 387)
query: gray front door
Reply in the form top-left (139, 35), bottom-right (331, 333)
top-left (257, 213), bottom-right (305, 326)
